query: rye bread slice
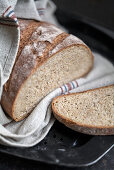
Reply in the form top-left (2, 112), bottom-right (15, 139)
top-left (52, 85), bottom-right (114, 135)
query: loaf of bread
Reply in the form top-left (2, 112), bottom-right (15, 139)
top-left (1, 19), bottom-right (93, 121)
top-left (52, 85), bottom-right (114, 135)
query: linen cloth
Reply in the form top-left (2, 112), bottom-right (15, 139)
top-left (0, 0), bottom-right (114, 147)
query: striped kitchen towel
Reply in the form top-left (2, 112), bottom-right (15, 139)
top-left (0, 0), bottom-right (20, 90)
top-left (0, 52), bottom-right (114, 147)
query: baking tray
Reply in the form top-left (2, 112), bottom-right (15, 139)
top-left (0, 9), bottom-right (114, 168)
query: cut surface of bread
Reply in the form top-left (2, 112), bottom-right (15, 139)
top-left (13, 45), bottom-right (92, 120)
top-left (52, 85), bottom-right (114, 135)
top-left (1, 19), bottom-right (93, 121)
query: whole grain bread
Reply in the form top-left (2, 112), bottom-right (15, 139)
top-left (1, 19), bottom-right (93, 121)
top-left (52, 85), bottom-right (114, 135)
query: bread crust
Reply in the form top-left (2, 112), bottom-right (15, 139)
top-left (1, 19), bottom-right (94, 121)
top-left (52, 85), bottom-right (114, 135)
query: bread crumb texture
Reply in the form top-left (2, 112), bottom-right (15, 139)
top-left (14, 46), bottom-right (92, 119)
top-left (53, 86), bottom-right (114, 127)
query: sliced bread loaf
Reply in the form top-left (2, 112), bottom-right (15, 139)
top-left (52, 85), bottom-right (114, 135)
top-left (1, 19), bottom-right (93, 121)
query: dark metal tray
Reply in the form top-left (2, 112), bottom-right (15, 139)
top-left (0, 9), bottom-right (114, 168)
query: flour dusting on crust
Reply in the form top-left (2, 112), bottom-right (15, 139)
top-left (49, 35), bottom-right (85, 56)
top-left (31, 24), bottom-right (63, 43)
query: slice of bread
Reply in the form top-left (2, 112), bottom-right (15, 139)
top-left (52, 85), bottom-right (114, 135)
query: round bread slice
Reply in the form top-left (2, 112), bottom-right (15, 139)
top-left (52, 85), bottom-right (114, 135)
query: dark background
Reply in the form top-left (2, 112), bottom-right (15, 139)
top-left (53, 0), bottom-right (114, 31)
top-left (0, 0), bottom-right (114, 170)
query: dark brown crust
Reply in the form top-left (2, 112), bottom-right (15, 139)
top-left (1, 19), bottom-right (94, 121)
top-left (3, 20), bottom-right (41, 92)
top-left (52, 85), bottom-right (114, 135)
top-left (17, 20), bottom-right (40, 62)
